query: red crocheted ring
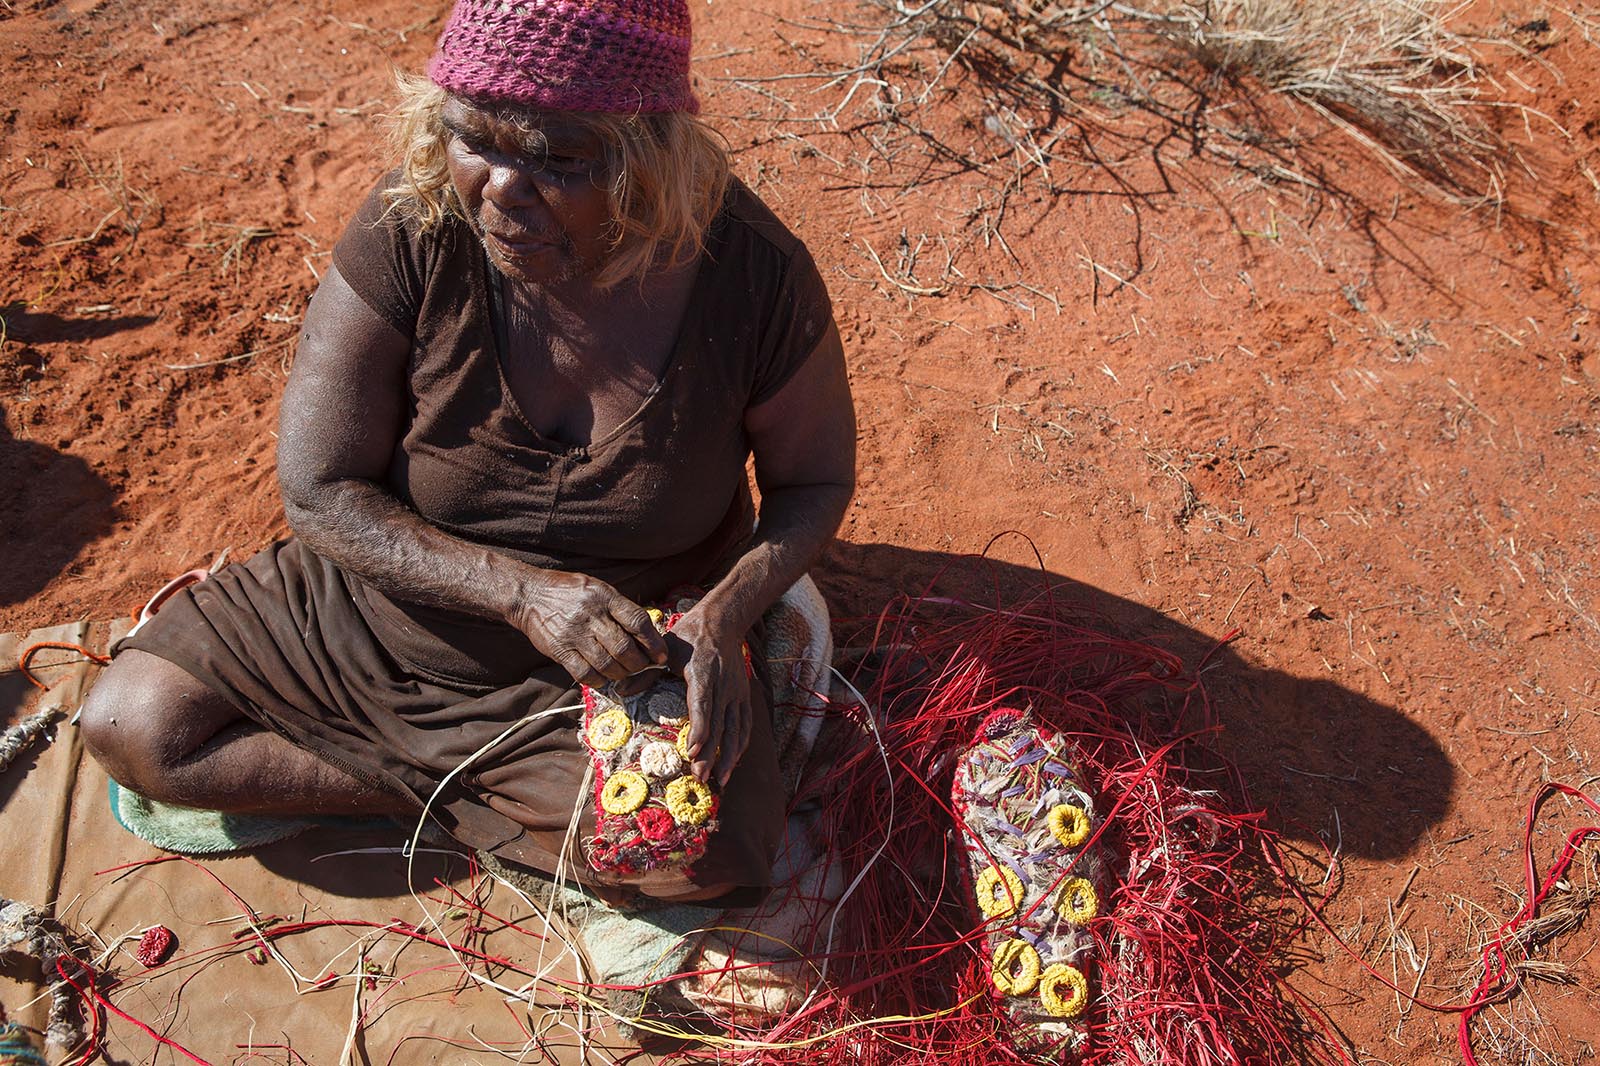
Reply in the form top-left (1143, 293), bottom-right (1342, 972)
top-left (134, 925), bottom-right (177, 968)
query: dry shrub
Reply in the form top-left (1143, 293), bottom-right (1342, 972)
top-left (855, 0), bottom-right (1519, 199)
top-left (1146, 1), bottom-right (1485, 149)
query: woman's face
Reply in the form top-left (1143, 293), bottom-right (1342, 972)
top-left (441, 96), bottom-right (615, 287)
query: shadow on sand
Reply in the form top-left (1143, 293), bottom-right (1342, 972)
top-left (0, 400), bottom-right (118, 607)
top-left (170, 535), bottom-right (1448, 895)
top-left (817, 538), bottom-right (1451, 863)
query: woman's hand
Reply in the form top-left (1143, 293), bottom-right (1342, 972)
top-left (658, 604), bottom-right (752, 787)
top-left (631, 319), bottom-right (855, 788)
top-left (506, 571), bottom-right (668, 688)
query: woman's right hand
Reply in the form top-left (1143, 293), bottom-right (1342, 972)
top-left (506, 571), bottom-right (668, 687)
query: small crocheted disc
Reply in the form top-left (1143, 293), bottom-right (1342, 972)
top-left (1048, 802), bottom-right (1092, 848)
top-left (952, 709), bottom-right (1109, 1060)
top-left (581, 599), bottom-right (723, 876)
top-left (643, 684), bottom-right (689, 725)
top-left (586, 708), bottom-right (632, 752)
top-left (639, 740), bottom-right (684, 778)
top-left (977, 865), bottom-right (1026, 920)
top-left (636, 806), bottom-right (675, 841)
top-left (600, 770), bottom-right (649, 815)
top-left (664, 775), bottom-right (716, 826)
top-left (993, 938), bottom-right (1042, 996)
top-left (1058, 877), bottom-right (1100, 926)
top-left (1039, 963), bottom-right (1090, 1019)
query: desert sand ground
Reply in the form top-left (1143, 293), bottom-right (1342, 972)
top-left (3, 0), bottom-right (1599, 1062)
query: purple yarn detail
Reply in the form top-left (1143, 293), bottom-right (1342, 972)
top-left (1008, 746), bottom-right (1049, 769)
top-left (427, 0), bottom-right (698, 114)
top-left (992, 811), bottom-right (1027, 837)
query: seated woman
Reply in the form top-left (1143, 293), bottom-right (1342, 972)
top-left (79, 0), bottom-right (855, 905)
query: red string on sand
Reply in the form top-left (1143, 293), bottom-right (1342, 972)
top-left (16, 641), bottom-right (110, 690)
top-left (96, 855), bottom-right (542, 979)
top-left (1457, 783), bottom-right (1600, 1063)
top-left (56, 957), bottom-right (215, 1066)
top-left (1273, 782), bottom-right (1600, 1066)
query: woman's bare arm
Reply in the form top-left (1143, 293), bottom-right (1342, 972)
top-left (277, 266), bottom-right (665, 684)
top-left (670, 321), bottom-right (856, 784)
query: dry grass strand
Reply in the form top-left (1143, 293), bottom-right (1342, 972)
top-left (850, 0), bottom-right (1533, 201)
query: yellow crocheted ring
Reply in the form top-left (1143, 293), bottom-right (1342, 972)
top-left (599, 770), bottom-right (648, 815)
top-left (976, 865), bottom-right (1026, 920)
top-left (675, 722), bottom-right (696, 760)
top-left (1058, 877), bottom-right (1099, 926)
top-left (587, 708), bottom-right (632, 752)
top-left (991, 938), bottom-right (1042, 996)
top-left (1047, 802), bottom-right (1092, 848)
top-left (664, 775), bottom-right (715, 825)
top-left (1038, 962), bottom-right (1089, 1018)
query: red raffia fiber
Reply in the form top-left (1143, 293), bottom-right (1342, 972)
top-left (1274, 780), bottom-right (1600, 1066)
top-left (735, 576), bottom-right (1350, 1066)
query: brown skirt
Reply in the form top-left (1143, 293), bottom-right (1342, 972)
top-left (121, 539), bottom-right (785, 897)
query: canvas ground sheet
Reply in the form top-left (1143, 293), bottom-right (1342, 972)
top-left (0, 621), bottom-right (666, 1066)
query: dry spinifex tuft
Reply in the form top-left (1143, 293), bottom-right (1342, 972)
top-left (848, 0), bottom-right (1550, 202)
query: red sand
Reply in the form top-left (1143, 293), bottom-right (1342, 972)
top-left (3, 0), bottom-right (1599, 1060)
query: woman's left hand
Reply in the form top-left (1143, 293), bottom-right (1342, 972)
top-left (657, 604), bottom-right (752, 787)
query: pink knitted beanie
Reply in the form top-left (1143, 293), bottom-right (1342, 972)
top-left (427, 0), bottom-right (697, 114)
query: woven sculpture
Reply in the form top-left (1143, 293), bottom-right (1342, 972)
top-left (581, 597), bottom-right (729, 875)
top-left (953, 708), bottom-right (1111, 1061)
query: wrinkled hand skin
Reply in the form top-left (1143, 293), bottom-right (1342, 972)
top-left (662, 603), bottom-right (752, 787)
top-left (609, 601), bottom-right (750, 786)
top-left (506, 570), bottom-right (667, 689)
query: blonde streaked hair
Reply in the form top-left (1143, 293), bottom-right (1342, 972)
top-left (384, 72), bottom-right (730, 289)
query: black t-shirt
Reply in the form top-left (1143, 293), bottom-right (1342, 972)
top-left (329, 175), bottom-right (833, 682)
